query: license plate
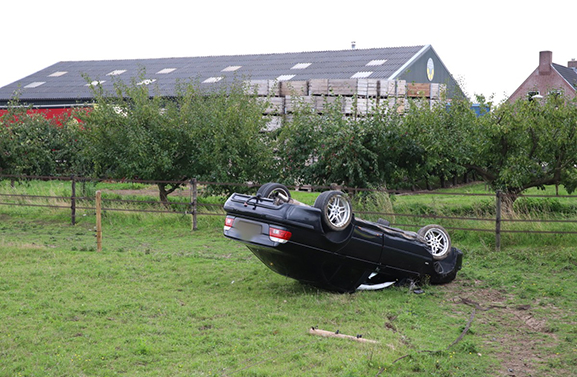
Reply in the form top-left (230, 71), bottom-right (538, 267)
top-left (237, 220), bottom-right (262, 241)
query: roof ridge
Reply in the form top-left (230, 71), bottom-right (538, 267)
top-left (55, 45), bottom-right (427, 64)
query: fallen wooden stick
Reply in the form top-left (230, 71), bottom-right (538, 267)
top-left (308, 328), bottom-right (379, 344)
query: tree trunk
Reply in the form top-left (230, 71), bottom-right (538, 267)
top-left (501, 190), bottom-right (520, 215)
top-left (157, 180), bottom-right (187, 208)
top-left (158, 183), bottom-right (170, 208)
top-left (425, 177), bottom-right (432, 191)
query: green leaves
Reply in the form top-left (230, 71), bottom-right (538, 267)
top-left (277, 96), bottom-right (412, 188)
top-left (472, 95), bottom-right (577, 195)
top-left (3, 76), bottom-right (576, 202)
top-left (278, 91), bottom-right (577, 198)
top-left (0, 108), bottom-right (84, 176)
top-left (79, 74), bottom-right (274, 197)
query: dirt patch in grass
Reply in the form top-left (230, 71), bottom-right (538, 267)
top-left (480, 310), bottom-right (551, 377)
top-left (443, 280), bottom-right (564, 377)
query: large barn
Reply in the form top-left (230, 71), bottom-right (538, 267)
top-left (0, 45), bottom-right (461, 122)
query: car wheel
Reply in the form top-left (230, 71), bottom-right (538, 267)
top-left (418, 224), bottom-right (451, 260)
top-left (257, 183), bottom-right (291, 204)
top-left (314, 190), bottom-right (352, 231)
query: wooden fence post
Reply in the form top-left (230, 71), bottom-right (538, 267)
top-left (495, 190), bottom-right (502, 251)
top-left (96, 190), bottom-right (102, 252)
top-left (71, 175), bottom-right (76, 225)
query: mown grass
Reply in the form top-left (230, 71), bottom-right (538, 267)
top-left (0, 181), bottom-right (576, 376)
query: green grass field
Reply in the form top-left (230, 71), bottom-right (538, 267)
top-left (0, 181), bottom-right (576, 376)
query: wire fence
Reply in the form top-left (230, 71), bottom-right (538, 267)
top-left (1, 174), bottom-right (576, 251)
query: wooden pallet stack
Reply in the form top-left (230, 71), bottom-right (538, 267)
top-left (245, 79), bottom-right (445, 131)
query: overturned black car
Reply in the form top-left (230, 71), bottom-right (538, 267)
top-left (223, 183), bottom-right (463, 293)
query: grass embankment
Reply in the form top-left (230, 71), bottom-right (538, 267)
top-left (0, 181), bottom-right (575, 376)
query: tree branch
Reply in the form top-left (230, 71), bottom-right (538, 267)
top-left (528, 127), bottom-right (538, 159)
top-left (463, 164), bottom-right (496, 182)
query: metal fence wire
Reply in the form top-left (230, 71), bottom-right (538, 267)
top-left (1, 174), bottom-right (576, 251)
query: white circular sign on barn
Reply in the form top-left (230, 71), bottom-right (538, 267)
top-left (427, 58), bottom-right (435, 81)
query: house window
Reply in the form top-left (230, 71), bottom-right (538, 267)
top-left (527, 91), bottom-right (541, 100)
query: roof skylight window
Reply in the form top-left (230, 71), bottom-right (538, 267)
top-left (24, 81), bottom-right (45, 88)
top-left (85, 80), bottom-right (106, 86)
top-left (291, 63), bottom-right (311, 70)
top-left (107, 70), bottom-right (126, 76)
top-left (156, 68), bottom-right (176, 74)
top-left (222, 66), bottom-right (241, 72)
top-left (351, 71), bottom-right (373, 79)
top-left (203, 77), bottom-right (223, 83)
top-left (48, 71), bottom-right (67, 77)
top-left (366, 59), bottom-right (387, 66)
top-left (137, 79), bottom-right (156, 86)
top-left (276, 74), bottom-right (295, 81)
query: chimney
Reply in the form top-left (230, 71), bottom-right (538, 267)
top-left (539, 51), bottom-right (552, 75)
top-left (569, 59), bottom-right (577, 69)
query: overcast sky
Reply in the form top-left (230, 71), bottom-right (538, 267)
top-left (1, 0), bottom-right (575, 104)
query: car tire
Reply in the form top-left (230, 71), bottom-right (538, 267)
top-left (418, 224), bottom-right (451, 260)
top-left (314, 190), bottom-right (352, 231)
top-left (257, 183), bottom-right (291, 204)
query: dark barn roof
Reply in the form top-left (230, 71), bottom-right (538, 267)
top-left (0, 45), bottom-right (458, 107)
